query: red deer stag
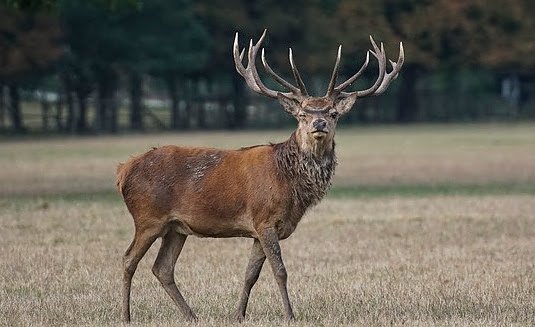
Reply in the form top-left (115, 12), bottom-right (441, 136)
top-left (117, 30), bottom-right (403, 322)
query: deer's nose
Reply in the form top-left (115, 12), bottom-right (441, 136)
top-left (312, 119), bottom-right (327, 130)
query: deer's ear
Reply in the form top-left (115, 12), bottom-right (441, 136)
top-left (334, 94), bottom-right (358, 115)
top-left (277, 93), bottom-right (300, 115)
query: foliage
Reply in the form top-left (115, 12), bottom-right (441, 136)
top-left (60, 0), bottom-right (209, 75)
top-left (0, 7), bottom-right (61, 81)
top-left (126, 0), bottom-right (210, 77)
top-left (1, 0), bottom-right (140, 11)
top-left (385, 0), bottom-right (535, 70)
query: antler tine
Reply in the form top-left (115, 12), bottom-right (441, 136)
top-left (233, 30), bottom-right (305, 99)
top-left (261, 48), bottom-right (301, 94)
top-left (247, 31), bottom-right (279, 97)
top-left (233, 33), bottom-right (247, 77)
top-left (333, 51), bottom-right (370, 93)
top-left (325, 45), bottom-right (342, 97)
top-left (289, 48), bottom-right (309, 96)
top-left (349, 36), bottom-right (387, 97)
top-left (372, 41), bottom-right (404, 95)
top-left (233, 30), bottom-right (278, 98)
top-left (338, 36), bottom-right (404, 99)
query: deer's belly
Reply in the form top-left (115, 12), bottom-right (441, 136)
top-left (169, 213), bottom-right (257, 238)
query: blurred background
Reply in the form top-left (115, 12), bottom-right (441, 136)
top-left (1, 0), bottom-right (534, 135)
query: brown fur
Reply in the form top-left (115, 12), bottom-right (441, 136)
top-left (301, 97), bottom-right (334, 108)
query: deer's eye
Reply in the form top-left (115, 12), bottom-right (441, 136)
top-left (298, 113), bottom-right (307, 118)
top-left (330, 112), bottom-right (339, 119)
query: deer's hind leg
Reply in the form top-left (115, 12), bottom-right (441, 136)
top-left (152, 229), bottom-right (196, 321)
top-left (122, 224), bottom-right (162, 323)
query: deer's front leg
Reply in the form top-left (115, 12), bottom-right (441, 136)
top-left (258, 227), bottom-right (295, 321)
top-left (234, 239), bottom-right (266, 322)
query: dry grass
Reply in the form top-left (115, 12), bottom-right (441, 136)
top-left (1, 123), bottom-right (535, 326)
top-left (1, 196), bottom-right (534, 326)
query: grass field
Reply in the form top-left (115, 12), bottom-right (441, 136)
top-left (1, 123), bottom-right (534, 326)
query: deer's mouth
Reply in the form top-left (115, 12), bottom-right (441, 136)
top-left (311, 130), bottom-right (328, 139)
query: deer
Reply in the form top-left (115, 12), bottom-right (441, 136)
top-left (116, 29), bottom-right (403, 323)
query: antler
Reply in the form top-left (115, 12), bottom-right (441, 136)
top-left (326, 36), bottom-right (404, 99)
top-left (234, 31), bottom-right (403, 101)
top-left (233, 29), bottom-right (307, 99)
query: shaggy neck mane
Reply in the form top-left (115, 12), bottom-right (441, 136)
top-left (274, 132), bottom-right (337, 216)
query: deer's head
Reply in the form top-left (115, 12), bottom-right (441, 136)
top-left (233, 30), bottom-right (404, 155)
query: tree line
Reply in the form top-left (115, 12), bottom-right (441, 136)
top-left (1, 0), bottom-right (534, 134)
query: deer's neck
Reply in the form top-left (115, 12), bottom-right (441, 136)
top-left (274, 132), bottom-right (337, 214)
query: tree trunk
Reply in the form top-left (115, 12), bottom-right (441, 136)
top-left (66, 92), bottom-right (76, 134)
top-left (41, 98), bottom-right (50, 132)
top-left (182, 79), bottom-right (192, 129)
top-left (193, 78), bottom-right (205, 129)
top-left (109, 87), bottom-right (118, 133)
top-left (96, 77), bottom-right (108, 132)
top-left (75, 90), bottom-right (88, 133)
top-left (396, 65), bottom-right (419, 123)
top-left (129, 71), bottom-right (143, 131)
top-left (8, 84), bottom-right (26, 133)
top-left (0, 85), bottom-right (5, 130)
top-left (230, 74), bottom-right (247, 129)
top-left (55, 93), bottom-right (63, 132)
top-left (94, 67), bottom-right (118, 133)
top-left (165, 75), bottom-right (180, 130)
top-left (61, 73), bottom-right (76, 133)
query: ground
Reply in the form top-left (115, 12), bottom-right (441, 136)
top-left (1, 123), bottom-right (534, 326)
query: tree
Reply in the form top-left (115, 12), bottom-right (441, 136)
top-left (196, 0), bottom-right (251, 129)
top-left (60, 0), bottom-right (210, 132)
top-left (382, 0), bottom-right (535, 121)
top-left (0, 7), bottom-right (61, 132)
top-left (60, 0), bottom-right (126, 133)
top-left (469, 1), bottom-right (535, 70)
top-left (120, 0), bottom-right (210, 130)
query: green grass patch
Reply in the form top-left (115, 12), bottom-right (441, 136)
top-left (329, 183), bottom-right (535, 198)
top-left (0, 190), bottom-right (121, 206)
top-left (3, 182), bottom-right (535, 205)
